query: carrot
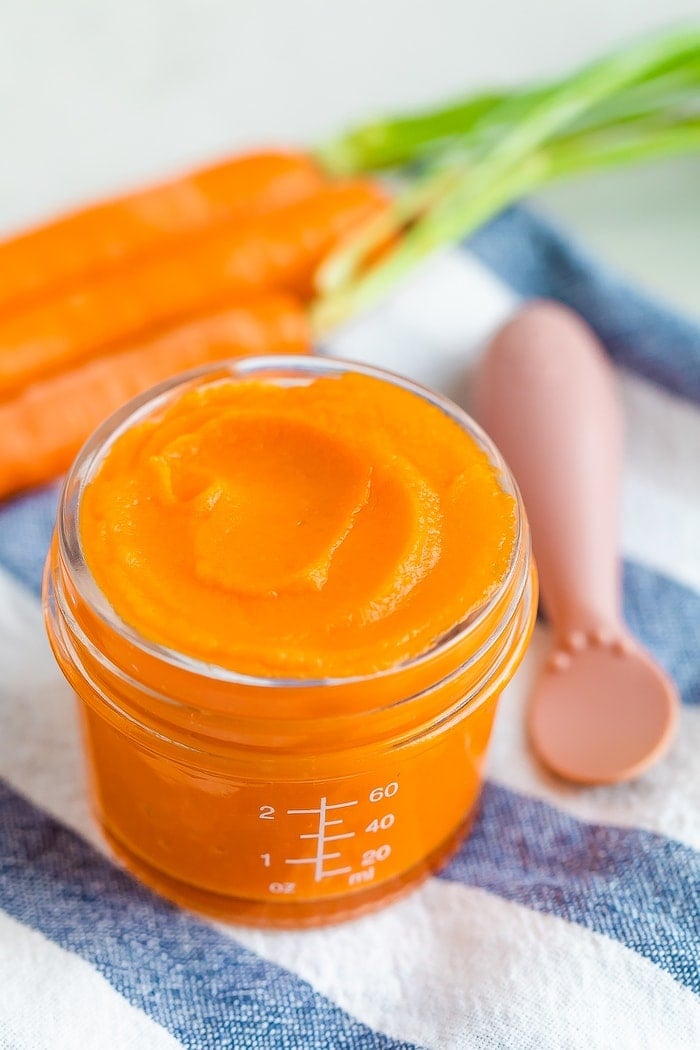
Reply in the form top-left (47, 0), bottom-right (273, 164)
top-left (0, 180), bottom-right (386, 398)
top-left (0, 152), bottom-right (324, 313)
top-left (0, 295), bottom-right (310, 498)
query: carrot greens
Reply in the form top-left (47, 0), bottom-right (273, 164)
top-left (313, 27), bottom-right (700, 331)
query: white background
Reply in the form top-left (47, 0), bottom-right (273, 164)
top-left (0, 0), bottom-right (698, 314)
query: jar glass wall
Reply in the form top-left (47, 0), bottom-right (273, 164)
top-left (44, 356), bottom-right (536, 927)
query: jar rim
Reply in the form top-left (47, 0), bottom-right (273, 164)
top-left (57, 354), bottom-right (527, 690)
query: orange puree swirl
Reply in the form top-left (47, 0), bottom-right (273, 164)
top-left (79, 372), bottom-right (516, 677)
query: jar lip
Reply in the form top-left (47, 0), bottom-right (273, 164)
top-left (57, 353), bottom-right (527, 689)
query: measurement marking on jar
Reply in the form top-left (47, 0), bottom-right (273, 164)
top-left (284, 796), bottom-right (358, 882)
top-left (299, 832), bottom-right (355, 841)
top-left (286, 801), bottom-right (359, 814)
top-left (349, 866), bottom-right (374, 886)
top-left (285, 852), bottom-right (342, 864)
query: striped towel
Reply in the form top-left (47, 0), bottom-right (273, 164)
top-left (1, 206), bottom-right (699, 1050)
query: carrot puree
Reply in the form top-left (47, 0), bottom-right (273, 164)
top-left (79, 371), bottom-right (516, 679)
top-left (45, 361), bottom-right (535, 925)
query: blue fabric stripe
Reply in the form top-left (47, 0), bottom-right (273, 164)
top-left (0, 483), bottom-right (59, 594)
top-left (0, 778), bottom-right (417, 1050)
top-left (624, 561), bottom-right (700, 706)
top-left (440, 781), bottom-right (700, 994)
top-left (467, 206), bottom-right (700, 405)
top-left (3, 766), bottom-right (699, 1017)
top-left (2, 485), bottom-right (697, 705)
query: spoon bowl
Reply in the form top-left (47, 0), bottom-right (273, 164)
top-left (529, 634), bottom-right (678, 783)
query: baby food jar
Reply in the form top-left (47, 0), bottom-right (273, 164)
top-left (44, 356), bottom-right (536, 927)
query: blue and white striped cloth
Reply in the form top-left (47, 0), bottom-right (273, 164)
top-left (1, 207), bottom-right (699, 1049)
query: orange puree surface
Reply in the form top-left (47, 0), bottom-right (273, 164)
top-left (79, 372), bottom-right (516, 679)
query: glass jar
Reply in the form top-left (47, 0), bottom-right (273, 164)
top-left (44, 356), bottom-right (536, 928)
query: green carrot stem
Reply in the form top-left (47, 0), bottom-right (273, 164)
top-left (563, 64), bottom-right (700, 139)
top-left (316, 29), bottom-right (700, 175)
top-left (546, 118), bottom-right (700, 177)
top-left (316, 91), bottom-right (512, 175)
top-left (312, 157), bottom-right (546, 334)
top-left (311, 119), bottom-right (700, 335)
top-left (450, 28), bottom-right (700, 173)
top-left (315, 166), bottom-right (463, 293)
top-left (316, 29), bottom-right (700, 297)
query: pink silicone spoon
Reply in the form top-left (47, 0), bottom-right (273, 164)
top-left (476, 300), bottom-right (679, 784)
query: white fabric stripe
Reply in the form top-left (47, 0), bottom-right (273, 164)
top-left (0, 911), bottom-right (182, 1050)
top-left (228, 879), bottom-right (700, 1050)
top-left (0, 562), bottom-right (56, 687)
top-left (0, 566), bottom-right (103, 854)
top-left (621, 370), bottom-right (700, 498)
top-left (621, 372), bottom-right (700, 592)
top-left (488, 623), bottom-right (700, 851)
top-left (624, 467), bottom-right (700, 593)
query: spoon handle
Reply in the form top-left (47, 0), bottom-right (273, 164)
top-left (476, 302), bottom-right (624, 644)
